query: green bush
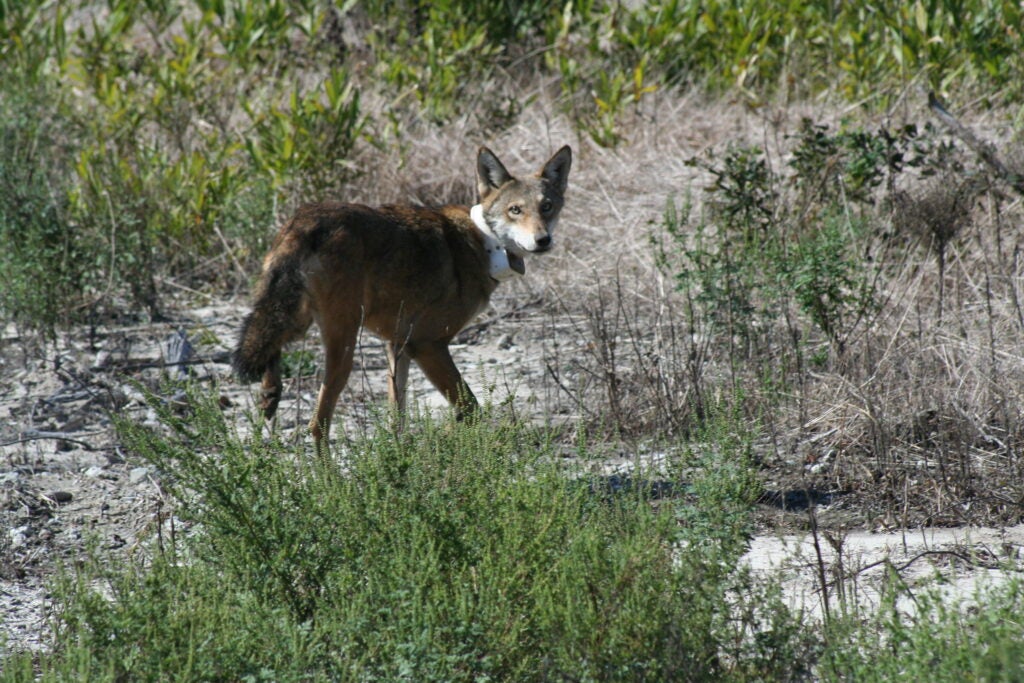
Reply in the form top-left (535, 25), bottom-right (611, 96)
top-left (659, 123), bottom-right (923, 368)
top-left (245, 68), bottom-right (365, 196)
top-left (5, 387), bottom-right (809, 681)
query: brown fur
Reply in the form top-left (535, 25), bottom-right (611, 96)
top-left (233, 146), bottom-right (572, 451)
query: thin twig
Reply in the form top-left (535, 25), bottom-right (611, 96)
top-left (808, 507), bottom-right (832, 623)
top-left (453, 296), bottom-right (543, 343)
top-left (824, 548), bottom-right (1023, 592)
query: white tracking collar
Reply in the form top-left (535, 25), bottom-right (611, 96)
top-left (470, 204), bottom-right (518, 282)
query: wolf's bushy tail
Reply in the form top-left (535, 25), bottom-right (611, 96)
top-left (233, 251), bottom-right (308, 382)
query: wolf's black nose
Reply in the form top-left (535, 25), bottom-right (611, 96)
top-left (535, 234), bottom-right (552, 249)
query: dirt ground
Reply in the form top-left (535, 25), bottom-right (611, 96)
top-left (4, 292), bottom-right (1024, 655)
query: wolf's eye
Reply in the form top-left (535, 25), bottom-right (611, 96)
top-left (508, 205), bottom-right (522, 216)
top-left (540, 200), bottom-right (553, 214)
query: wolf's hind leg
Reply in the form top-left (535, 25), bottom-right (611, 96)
top-left (309, 315), bottom-right (359, 454)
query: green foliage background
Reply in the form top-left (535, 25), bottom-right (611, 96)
top-left (1, 0), bottom-right (1023, 329)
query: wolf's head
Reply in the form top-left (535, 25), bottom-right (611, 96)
top-left (474, 145), bottom-right (572, 274)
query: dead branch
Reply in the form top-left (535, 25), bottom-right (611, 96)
top-left (928, 91), bottom-right (1024, 197)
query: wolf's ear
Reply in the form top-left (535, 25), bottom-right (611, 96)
top-left (540, 145), bottom-right (572, 195)
top-left (477, 147), bottom-right (513, 201)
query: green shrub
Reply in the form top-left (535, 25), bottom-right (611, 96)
top-left (660, 124), bottom-right (922, 367)
top-left (245, 68), bottom-right (365, 196)
top-left (368, 5), bottom-right (500, 125)
top-left (8, 386), bottom-right (809, 681)
top-left (362, 0), bottom-right (556, 125)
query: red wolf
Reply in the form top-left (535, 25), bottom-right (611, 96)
top-left (233, 145), bottom-right (572, 450)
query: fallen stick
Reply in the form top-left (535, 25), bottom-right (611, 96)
top-left (97, 350), bottom-right (232, 372)
top-left (928, 91), bottom-right (1024, 197)
top-left (1, 430), bottom-right (100, 451)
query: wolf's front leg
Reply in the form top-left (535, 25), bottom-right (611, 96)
top-left (413, 341), bottom-right (480, 421)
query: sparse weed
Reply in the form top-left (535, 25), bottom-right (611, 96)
top-left (661, 125), bottom-right (929, 368)
top-left (549, 269), bottom-right (707, 438)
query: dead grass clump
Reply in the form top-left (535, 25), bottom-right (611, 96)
top-left (891, 173), bottom-right (983, 322)
top-left (811, 317), bottom-right (1024, 528)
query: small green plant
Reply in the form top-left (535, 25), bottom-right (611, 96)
top-left (0, 86), bottom-right (86, 335)
top-left (663, 200), bottom-right (761, 353)
top-left (280, 348), bottom-right (319, 378)
top-left (822, 578), bottom-right (1024, 681)
top-left (584, 57), bottom-right (659, 148)
top-left (784, 213), bottom-right (879, 355)
top-left (245, 68), bottom-right (365, 195)
top-left (364, 0), bottom-right (554, 47)
top-left (665, 146), bottom-right (783, 361)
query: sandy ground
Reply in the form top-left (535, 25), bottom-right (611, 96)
top-left (745, 524), bottom-right (1024, 622)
